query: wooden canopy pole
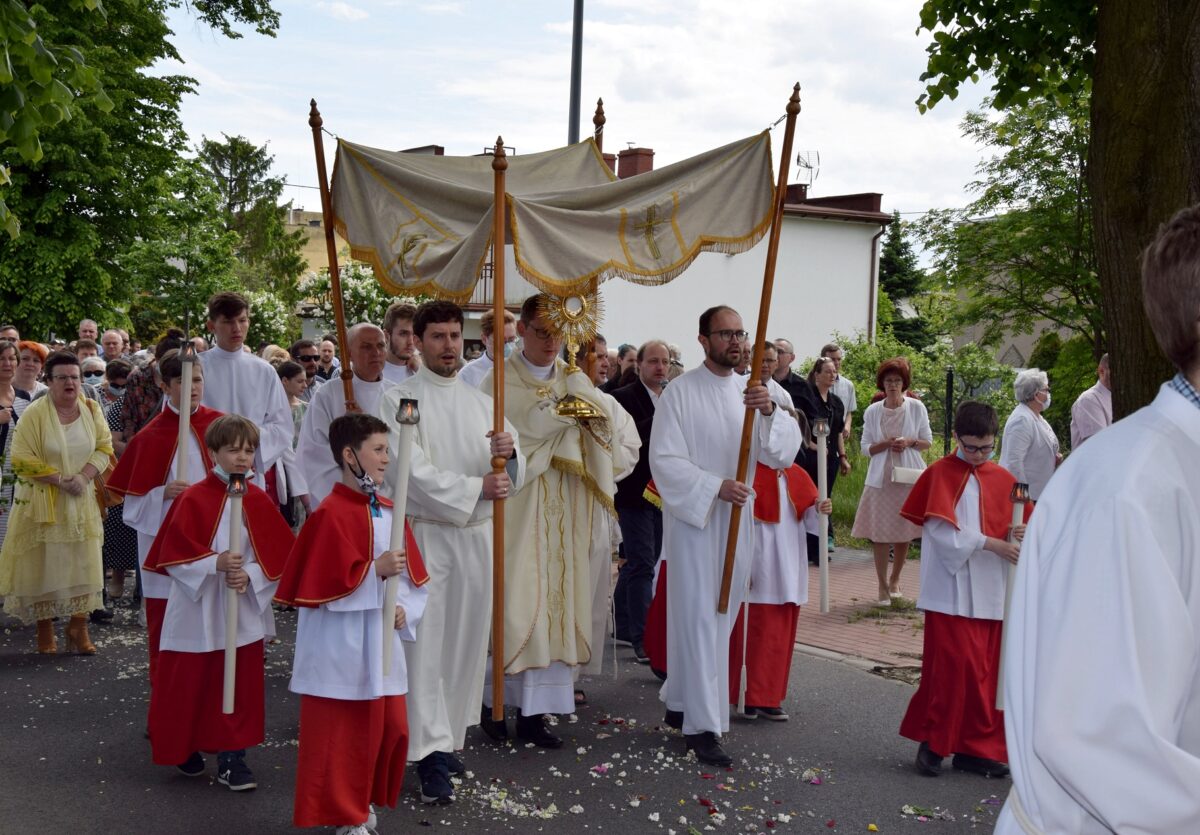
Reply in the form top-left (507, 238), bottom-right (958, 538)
top-left (309, 100), bottom-right (357, 413)
top-left (593, 97), bottom-right (605, 152)
top-left (490, 137), bottom-right (508, 722)
top-left (717, 83), bottom-right (802, 614)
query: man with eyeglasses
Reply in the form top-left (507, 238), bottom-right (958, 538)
top-left (478, 295), bottom-right (639, 750)
top-left (288, 339), bottom-right (325, 403)
top-left (649, 305), bottom-right (801, 767)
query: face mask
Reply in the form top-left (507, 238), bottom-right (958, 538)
top-left (346, 449), bottom-right (383, 517)
top-left (502, 342), bottom-right (515, 359)
top-left (107, 384), bottom-right (125, 397)
top-left (83, 372), bottom-right (104, 385)
top-left (213, 464), bottom-right (255, 484)
top-left (1040, 391), bottom-right (1051, 409)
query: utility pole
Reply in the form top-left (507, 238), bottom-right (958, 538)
top-left (568, 0), bottom-right (583, 144)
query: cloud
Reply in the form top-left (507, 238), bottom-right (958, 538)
top-left (419, 2), bottom-right (464, 14)
top-left (318, 2), bottom-right (369, 21)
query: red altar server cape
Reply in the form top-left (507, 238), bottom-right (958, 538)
top-left (106, 405), bottom-right (223, 497)
top-left (752, 462), bottom-right (818, 523)
top-left (143, 472), bottom-right (294, 580)
top-left (900, 452), bottom-right (1031, 539)
top-left (274, 482), bottom-right (428, 607)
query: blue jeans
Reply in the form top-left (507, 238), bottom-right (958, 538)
top-left (613, 504), bottom-right (663, 644)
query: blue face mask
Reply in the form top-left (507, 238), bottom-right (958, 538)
top-left (83, 372), bottom-right (104, 386)
top-left (502, 342), bottom-right (515, 359)
top-left (213, 464), bottom-right (255, 484)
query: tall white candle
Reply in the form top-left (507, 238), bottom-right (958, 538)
top-left (176, 347), bottom-right (195, 482)
top-left (814, 419), bottom-right (830, 613)
top-left (222, 476), bottom-right (246, 715)
top-left (996, 482), bottom-right (1029, 711)
top-left (383, 399), bottom-right (419, 677)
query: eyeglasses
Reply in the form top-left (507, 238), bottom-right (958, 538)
top-left (705, 329), bottom-right (749, 343)
top-left (51, 374), bottom-right (81, 382)
top-left (298, 355), bottom-right (319, 362)
top-left (959, 442), bottom-right (995, 455)
top-left (528, 327), bottom-right (557, 340)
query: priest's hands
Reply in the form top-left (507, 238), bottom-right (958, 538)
top-left (742, 384), bottom-right (775, 416)
top-left (719, 479), bottom-right (753, 506)
top-left (487, 430), bottom-right (515, 460)
top-left (164, 479), bottom-right (189, 499)
top-left (375, 549), bottom-right (407, 578)
top-left (984, 536), bottom-right (1021, 564)
top-left (483, 472), bottom-right (512, 500)
top-left (816, 498), bottom-right (833, 515)
top-left (394, 606), bottom-right (407, 630)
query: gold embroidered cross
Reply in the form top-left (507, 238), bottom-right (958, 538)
top-left (633, 204), bottom-right (665, 260)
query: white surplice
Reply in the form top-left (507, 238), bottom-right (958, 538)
top-left (289, 510), bottom-right (427, 700)
top-left (382, 361), bottom-right (415, 386)
top-left (159, 499), bottom-right (277, 653)
top-left (123, 411), bottom-right (208, 601)
top-left (649, 364), bottom-right (801, 736)
top-left (458, 352), bottom-right (495, 390)
top-left (377, 367), bottom-right (524, 758)
top-left (297, 373), bottom-right (395, 507)
top-left (997, 384), bottom-right (1200, 835)
top-left (198, 346), bottom-right (293, 488)
top-left (748, 479), bottom-right (814, 606)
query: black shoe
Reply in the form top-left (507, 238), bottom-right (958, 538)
top-left (632, 642), bottom-right (650, 664)
top-left (612, 632), bottom-right (634, 647)
top-left (89, 608), bottom-right (114, 624)
top-left (176, 751), bottom-right (205, 777)
top-left (663, 709), bottom-right (684, 730)
top-left (915, 741), bottom-right (944, 777)
top-left (734, 705), bottom-right (758, 720)
top-left (684, 732), bottom-right (733, 768)
top-left (439, 751), bottom-right (466, 775)
top-left (216, 750), bottom-right (257, 791)
top-left (951, 753), bottom-right (1010, 778)
top-left (480, 704), bottom-right (508, 743)
top-left (515, 713), bottom-right (563, 749)
top-left (749, 706), bottom-right (788, 722)
top-left (417, 754), bottom-right (455, 804)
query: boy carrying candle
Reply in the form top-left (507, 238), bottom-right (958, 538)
top-left (143, 414), bottom-right (295, 790)
top-left (898, 401), bottom-right (1031, 779)
top-left (275, 413), bottom-right (428, 835)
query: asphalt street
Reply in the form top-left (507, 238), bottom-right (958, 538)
top-left (0, 604), bottom-right (1007, 834)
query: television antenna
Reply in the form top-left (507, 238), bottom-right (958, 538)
top-left (795, 150), bottom-right (820, 186)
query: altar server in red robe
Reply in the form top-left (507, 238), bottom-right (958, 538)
top-left (728, 462), bottom-right (829, 720)
top-left (106, 349), bottom-right (222, 687)
top-left (143, 414), bottom-right (295, 790)
top-left (275, 413), bottom-right (428, 834)
top-left (898, 400), bottom-right (1030, 778)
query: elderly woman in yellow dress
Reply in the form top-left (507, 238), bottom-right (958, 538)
top-left (0, 351), bottom-right (114, 654)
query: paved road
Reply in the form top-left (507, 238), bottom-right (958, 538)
top-left (0, 606), bottom-right (1006, 833)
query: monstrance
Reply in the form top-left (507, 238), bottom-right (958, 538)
top-left (540, 290), bottom-right (604, 420)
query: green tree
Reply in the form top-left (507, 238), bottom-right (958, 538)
top-left (196, 133), bottom-right (306, 304)
top-left (915, 0), bottom-right (1188, 419)
top-left (123, 159), bottom-right (240, 340)
top-left (878, 211), bottom-right (936, 350)
top-left (298, 262), bottom-right (415, 333)
top-left (0, 0), bottom-right (281, 338)
top-left (916, 94), bottom-right (1103, 355)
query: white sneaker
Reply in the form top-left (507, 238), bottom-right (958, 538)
top-left (367, 805), bottom-right (377, 829)
top-left (334, 825), bottom-right (375, 835)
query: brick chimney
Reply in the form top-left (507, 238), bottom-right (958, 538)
top-left (617, 147), bottom-right (654, 179)
top-left (603, 152), bottom-right (617, 173)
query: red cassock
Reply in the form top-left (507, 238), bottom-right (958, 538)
top-left (142, 473), bottom-right (294, 766)
top-left (105, 404), bottom-right (222, 681)
top-left (276, 483), bottom-right (427, 828)
top-left (643, 466), bottom-right (818, 706)
top-left (897, 453), bottom-right (1032, 762)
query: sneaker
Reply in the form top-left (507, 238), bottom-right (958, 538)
top-left (733, 705), bottom-right (758, 720)
top-left (366, 805), bottom-right (377, 829)
top-left (176, 751), bottom-right (205, 777)
top-left (827, 535), bottom-right (836, 552)
top-left (216, 750), bottom-right (257, 791)
top-left (749, 706), bottom-right (788, 721)
top-left (631, 642), bottom-right (650, 664)
top-left (417, 754), bottom-right (454, 804)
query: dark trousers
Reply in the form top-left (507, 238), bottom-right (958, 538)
top-left (613, 504), bottom-right (663, 644)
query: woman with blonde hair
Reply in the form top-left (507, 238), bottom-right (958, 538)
top-left (851, 357), bottom-right (932, 604)
top-left (0, 351), bottom-right (114, 653)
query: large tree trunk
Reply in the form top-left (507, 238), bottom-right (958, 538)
top-left (1090, 0), bottom-right (1200, 419)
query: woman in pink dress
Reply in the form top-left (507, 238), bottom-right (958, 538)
top-left (851, 357), bottom-right (932, 605)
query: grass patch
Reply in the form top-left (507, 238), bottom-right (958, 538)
top-left (847, 595), bottom-right (921, 625)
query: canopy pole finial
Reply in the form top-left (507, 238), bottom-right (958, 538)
top-left (489, 133), bottom-right (508, 723)
top-left (717, 81), bottom-right (803, 614)
top-left (593, 98), bottom-right (606, 153)
top-left (309, 98), bottom-right (357, 413)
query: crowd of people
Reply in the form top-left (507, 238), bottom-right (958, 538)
top-left (0, 197), bottom-right (1196, 835)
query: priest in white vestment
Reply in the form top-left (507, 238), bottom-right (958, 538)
top-left (198, 292), bottom-right (292, 489)
top-left (297, 324), bottom-right (396, 507)
top-left (376, 301), bottom-right (525, 804)
top-left (649, 306), bottom-right (801, 767)
top-left (997, 208), bottom-right (1200, 834)
top-left (480, 296), bottom-right (635, 749)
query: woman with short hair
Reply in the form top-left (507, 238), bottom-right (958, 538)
top-left (999, 368), bottom-right (1061, 501)
top-left (15, 340), bottom-right (48, 397)
top-left (0, 340), bottom-right (34, 550)
top-left (851, 357), bottom-right (932, 604)
top-left (0, 351), bottom-right (114, 653)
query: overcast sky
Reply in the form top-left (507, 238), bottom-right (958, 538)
top-left (161, 0), bottom-right (992, 220)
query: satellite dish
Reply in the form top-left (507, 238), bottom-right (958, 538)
top-left (795, 150), bottom-right (820, 186)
